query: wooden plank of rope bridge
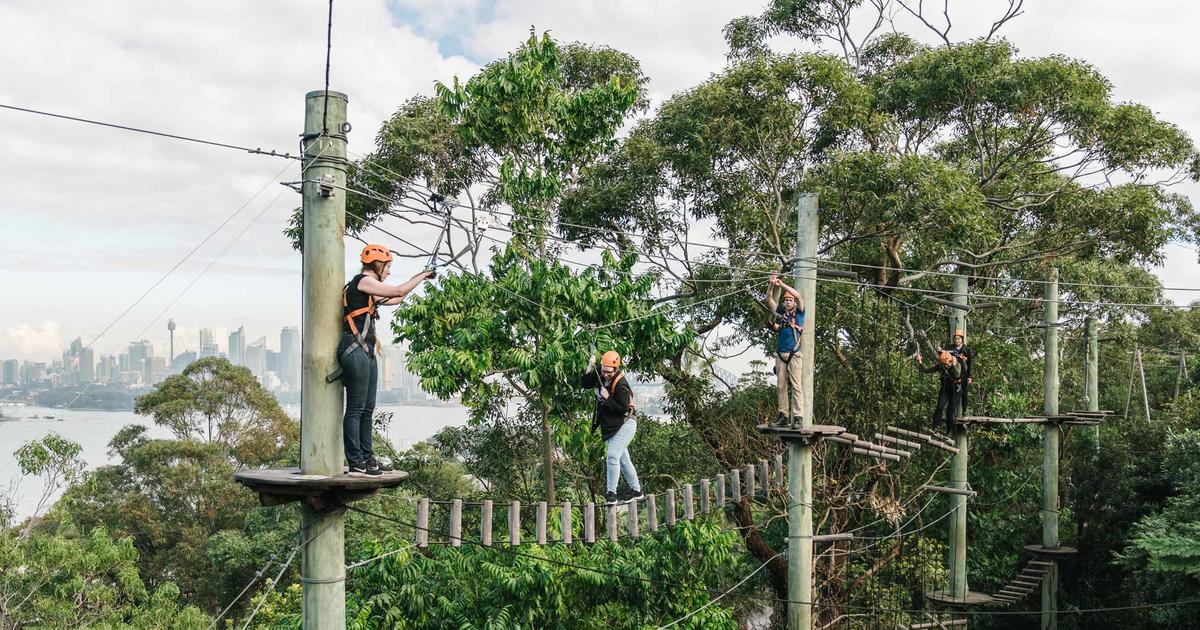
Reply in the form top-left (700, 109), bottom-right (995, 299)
top-left (450, 499), bottom-right (463, 547)
top-left (886, 425), bottom-right (934, 442)
top-left (852, 447), bottom-right (901, 462)
top-left (647, 494), bottom-right (658, 532)
top-left (921, 484), bottom-right (978, 497)
top-left (666, 489), bottom-right (677, 526)
top-left (921, 437), bottom-right (960, 454)
top-left (536, 501), bottom-right (547, 546)
top-left (629, 498), bottom-right (640, 538)
top-left (1028, 560), bottom-right (1055, 568)
top-left (699, 479), bottom-right (710, 515)
top-left (923, 590), bottom-right (995, 606)
top-left (683, 485), bottom-right (695, 521)
top-left (745, 464), bottom-right (755, 499)
top-left (731, 469), bottom-right (742, 503)
top-left (875, 433), bottom-right (922, 450)
top-left (852, 440), bottom-right (911, 458)
top-left (774, 454), bottom-right (784, 487)
top-left (561, 501), bottom-right (572, 545)
top-left (416, 498), bottom-right (429, 548)
top-left (716, 474), bottom-right (726, 507)
top-left (759, 460), bottom-right (769, 493)
top-left (906, 620), bottom-right (966, 629)
top-left (481, 500), bottom-right (493, 546)
top-left (607, 503), bottom-right (618, 541)
top-left (584, 502), bottom-right (595, 544)
top-left (925, 612), bottom-right (955, 629)
top-left (508, 501), bottom-right (520, 546)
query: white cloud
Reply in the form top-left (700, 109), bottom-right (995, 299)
top-left (0, 322), bottom-right (65, 361)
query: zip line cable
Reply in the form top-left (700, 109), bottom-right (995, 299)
top-left (0, 103), bottom-right (297, 160)
top-left (132, 186), bottom-right (293, 342)
top-left (321, 0), bottom-right (335, 135)
top-left (658, 553), bottom-right (781, 629)
top-left (60, 158), bottom-right (299, 410)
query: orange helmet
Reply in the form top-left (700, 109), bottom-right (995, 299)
top-left (938, 350), bottom-right (956, 367)
top-left (361, 244), bottom-right (393, 265)
top-left (601, 351), bottom-right (622, 369)
top-left (953, 329), bottom-right (965, 340)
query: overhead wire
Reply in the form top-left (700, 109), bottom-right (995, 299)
top-left (0, 102), bottom-right (297, 160)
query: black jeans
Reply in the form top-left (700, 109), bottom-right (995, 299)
top-left (338, 333), bottom-right (378, 466)
top-left (959, 380), bottom-right (970, 416)
top-left (933, 382), bottom-right (958, 434)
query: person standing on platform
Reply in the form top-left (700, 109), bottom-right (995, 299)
top-left (949, 330), bottom-right (973, 415)
top-left (766, 271), bottom-right (805, 427)
top-left (582, 350), bottom-right (643, 504)
top-left (918, 350), bottom-right (962, 434)
top-left (332, 244), bottom-right (434, 476)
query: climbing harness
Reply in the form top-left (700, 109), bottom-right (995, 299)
top-left (325, 277), bottom-right (381, 383)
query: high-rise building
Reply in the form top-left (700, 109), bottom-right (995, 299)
top-left (280, 326), bottom-right (300, 389)
top-left (2, 359), bottom-right (19, 385)
top-left (266, 350), bottom-right (280, 375)
top-left (128, 340), bottom-right (153, 386)
top-left (199, 328), bottom-right (218, 359)
top-left (98, 355), bottom-right (117, 383)
top-left (22, 361), bottom-right (46, 385)
top-left (228, 327), bottom-right (245, 366)
top-left (78, 347), bottom-right (95, 383)
top-left (148, 357), bottom-right (168, 384)
top-left (245, 337), bottom-right (267, 381)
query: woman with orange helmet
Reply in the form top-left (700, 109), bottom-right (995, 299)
top-left (336, 243), bottom-right (434, 476)
top-left (582, 349), bottom-right (642, 504)
top-left (917, 349), bottom-right (962, 434)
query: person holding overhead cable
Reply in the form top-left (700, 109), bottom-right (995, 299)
top-left (766, 271), bottom-right (805, 427)
top-left (582, 349), bottom-right (643, 504)
top-left (329, 244), bottom-right (434, 476)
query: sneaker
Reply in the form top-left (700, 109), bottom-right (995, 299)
top-left (628, 489), bottom-right (645, 502)
top-left (771, 412), bottom-right (789, 428)
top-left (605, 491), bottom-right (618, 504)
top-left (367, 458), bottom-right (394, 473)
top-left (347, 462), bottom-right (369, 476)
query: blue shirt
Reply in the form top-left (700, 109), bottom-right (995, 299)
top-left (775, 304), bottom-right (805, 353)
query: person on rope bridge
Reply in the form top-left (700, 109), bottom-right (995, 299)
top-left (917, 350), bottom-right (963, 434)
top-left (329, 244), bottom-right (434, 476)
top-left (582, 350), bottom-right (643, 504)
top-left (949, 329), bottom-right (973, 415)
top-left (766, 271), bottom-right (805, 427)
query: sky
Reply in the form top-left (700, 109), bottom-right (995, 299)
top-left (1, 0), bottom-right (1198, 368)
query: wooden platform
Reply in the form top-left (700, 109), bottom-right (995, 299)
top-left (755, 423), bottom-right (846, 443)
top-left (234, 467), bottom-right (409, 512)
top-left (924, 590), bottom-right (995, 607)
top-left (1023, 544), bottom-right (1078, 557)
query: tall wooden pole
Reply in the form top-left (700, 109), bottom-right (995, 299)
top-left (1085, 316), bottom-right (1099, 447)
top-left (300, 89), bottom-right (348, 630)
top-left (788, 193), bottom-right (818, 630)
top-left (1041, 268), bottom-right (1060, 630)
top-left (948, 274), bottom-right (969, 605)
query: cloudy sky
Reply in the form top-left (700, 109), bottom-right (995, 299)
top-left (1, 0), bottom-right (1197, 365)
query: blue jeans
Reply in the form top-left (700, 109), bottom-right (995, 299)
top-left (338, 334), bottom-right (377, 466)
top-left (605, 419), bottom-right (640, 494)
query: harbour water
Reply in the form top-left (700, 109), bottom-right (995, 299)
top-left (0, 403), bottom-right (468, 521)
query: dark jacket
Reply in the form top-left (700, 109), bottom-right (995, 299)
top-left (922, 361), bottom-right (962, 388)
top-left (951, 345), bottom-right (973, 379)
top-left (582, 370), bottom-right (634, 441)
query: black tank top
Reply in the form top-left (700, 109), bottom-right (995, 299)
top-left (343, 274), bottom-right (377, 347)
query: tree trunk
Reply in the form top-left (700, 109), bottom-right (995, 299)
top-left (541, 400), bottom-right (556, 504)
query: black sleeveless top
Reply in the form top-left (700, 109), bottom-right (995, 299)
top-left (343, 274), bottom-right (377, 347)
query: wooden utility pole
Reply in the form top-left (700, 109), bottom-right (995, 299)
top-left (1041, 268), bottom-right (1060, 630)
top-left (1137, 347), bottom-right (1150, 422)
top-left (1124, 344), bottom-right (1137, 420)
top-left (300, 89), bottom-right (349, 630)
top-left (948, 274), bottom-right (969, 605)
top-left (788, 192), bottom-right (818, 630)
top-left (1175, 351), bottom-right (1188, 403)
top-left (1085, 317), bottom-right (1099, 446)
